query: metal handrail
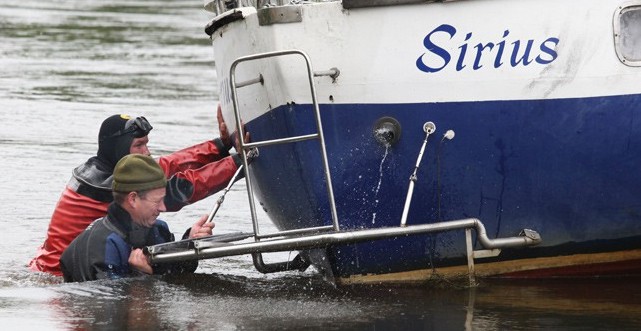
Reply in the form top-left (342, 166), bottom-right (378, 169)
top-left (242, 133), bottom-right (319, 149)
top-left (255, 225), bottom-right (334, 240)
top-left (204, 0), bottom-right (311, 16)
top-left (147, 217), bottom-right (541, 285)
top-left (149, 218), bottom-right (541, 261)
top-left (229, 49), bottom-right (341, 243)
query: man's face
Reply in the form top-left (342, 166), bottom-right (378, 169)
top-left (130, 187), bottom-right (166, 227)
top-left (130, 136), bottom-right (150, 156)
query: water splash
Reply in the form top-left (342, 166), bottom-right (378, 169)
top-left (374, 127), bottom-right (394, 147)
top-left (371, 145), bottom-right (389, 224)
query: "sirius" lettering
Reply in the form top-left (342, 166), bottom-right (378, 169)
top-left (416, 24), bottom-right (559, 73)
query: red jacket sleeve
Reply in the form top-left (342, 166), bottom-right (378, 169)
top-left (157, 138), bottom-right (230, 176)
top-left (159, 140), bottom-right (242, 212)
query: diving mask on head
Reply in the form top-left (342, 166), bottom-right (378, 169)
top-left (100, 116), bottom-right (153, 142)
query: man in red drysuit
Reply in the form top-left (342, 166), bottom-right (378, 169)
top-left (29, 105), bottom-right (249, 276)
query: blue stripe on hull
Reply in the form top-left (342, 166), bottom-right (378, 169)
top-left (245, 94), bottom-right (641, 277)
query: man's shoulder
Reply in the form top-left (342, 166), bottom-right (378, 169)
top-left (68, 157), bottom-right (114, 202)
top-left (151, 219), bottom-right (174, 243)
top-left (72, 218), bottom-right (111, 242)
top-left (154, 219), bottom-right (169, 229)
top-left (72, 157), bottom-right (114, 190)
top-left (60, 218), bottom-right (111, 264)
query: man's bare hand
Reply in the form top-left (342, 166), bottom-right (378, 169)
top-left (217, 104), bottom-right (233, 150)
top-left (217, 104), bottom-right (251, 152)
top-left (129, 249), bottom-right (153, 275)
top-left (189, 214), bottom-right (215, 239)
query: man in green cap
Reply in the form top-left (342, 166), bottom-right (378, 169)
top-left (31, 105), bottom-right (250, 276)
top-left (60, 154), bottom-right (215, 282)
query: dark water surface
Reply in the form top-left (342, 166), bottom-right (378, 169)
top-left (1, 1), bottom-right (641, 330)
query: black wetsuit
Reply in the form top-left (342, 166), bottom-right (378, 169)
top-left (60, 202), bottom-right (196, 282)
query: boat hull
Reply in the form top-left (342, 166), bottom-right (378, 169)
top-left (207, 0), bottom-right (641, 282)
top-left (245, 96), bottom-right (641, 279)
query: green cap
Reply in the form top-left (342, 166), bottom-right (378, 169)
top-left (112, 154), bottom-right (167, 193)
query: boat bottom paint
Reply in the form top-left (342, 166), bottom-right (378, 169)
top-left (337, 248), bottom-right (641, 285)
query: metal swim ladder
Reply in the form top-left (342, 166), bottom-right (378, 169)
top-left (230, 49), bottom-right (341, 273)
top-left (145, 49), bottom-right (543, 285)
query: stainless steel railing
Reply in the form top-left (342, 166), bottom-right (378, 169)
top-left (204, 0), bottom-right (339, 16)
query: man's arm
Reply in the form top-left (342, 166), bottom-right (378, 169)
top-left (163, 156), bottom-right (242, 212)
top-left (150, 221), bottom-right (199, 275)
top-left (95, 234), bottom-right (135, 280)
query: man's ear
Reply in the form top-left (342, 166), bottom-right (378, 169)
top-left (126, 191), bottom-right (138, 208)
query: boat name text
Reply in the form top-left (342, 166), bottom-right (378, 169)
top-left (416, 24), bottom-right (559, 73)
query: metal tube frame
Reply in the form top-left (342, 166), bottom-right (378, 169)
top-left (400, 122), bottom-right (436, 227)
top-left (148, 218), bottom-right (542, 270)
top-left (229, 49), bottom-right (341, 245)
